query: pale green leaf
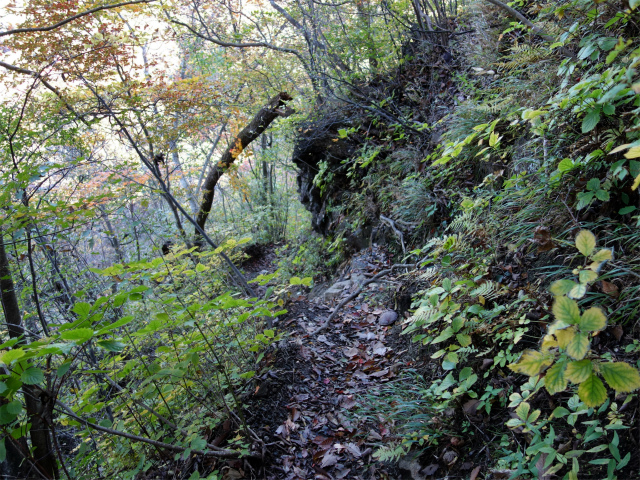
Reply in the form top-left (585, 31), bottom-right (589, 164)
top-left (575, 230), bottom-right (596, 257)
top-left (578, 374), bottom-right (607, 407)
top-left (599, 362), bottom-right (640, 393)
top-left (195, 263), bottom-right (207, 273)
top-left (579, 270), bottom-right (598, 284)
top-left (558, 158), bottom-right (575, 172)
top-left (545, 362), bottom-right (568, 395)
top-left (549, 279), bottom-right (576, 296)
top-left (21, 367), bottom-right (44, 385)
top-left (566, 359), bottom-right (593, 383)
top-left (97, 340), bottom-right (126, 352)
top-left (579, 307), bottom-right (607, 332)
top-left (6, 400), bottom-right (22, 415)
top-left (509, 350), bottom-right (553, 376)
top-left (568, 283), bottom-right (587, 299)
top-left (591, 249), bottom-right (612, 262)
top-left (72, 302), bottom-right (91, 318)
top-left (566, 331), bottom-right (590, 360)
top-left (632, 173), bottom-right (640, 191)
top-left (582, 109), bottom-right (600, 133)
top-left (552, 296), bottom-right (580, 324)
top-left (96, 315), bottom-right (134, 335)
top-left (431, 327), bottom-right (454, 344)
top-left (0, 349), bottom-right (25, 365)
top-left (619, 206), bottom-right (635, 215)
top-left (451, 316), bottom-right (464, 332)
top-left (60, 328), bottom-right (94, 344)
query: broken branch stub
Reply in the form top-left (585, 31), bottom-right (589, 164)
top-left (195, 92), bottom-right (294, 239)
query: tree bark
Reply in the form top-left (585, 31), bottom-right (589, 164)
top-left (195, 92), bottom-right (294, 238)
top-left (0, 231), bottom-right (59, 479)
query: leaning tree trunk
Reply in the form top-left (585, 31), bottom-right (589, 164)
top-left (0, 229), bottom-right (59, 479)
top-left (195, 92), bottom-right (294, 241)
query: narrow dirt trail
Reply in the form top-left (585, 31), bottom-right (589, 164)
top-left (240, 246), bottom-right (417, 480)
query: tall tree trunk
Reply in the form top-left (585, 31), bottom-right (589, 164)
top-left (0, 230), bottom-right (59, 479)
top-left (195, 92), bottom-right (294, 240)
top-left (169, 140), bottom-right (199, 215)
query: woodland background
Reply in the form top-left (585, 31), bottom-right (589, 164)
top-left (1, 0), bottom-right (640, 479)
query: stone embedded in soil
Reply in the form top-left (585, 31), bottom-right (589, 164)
top-left (323, 280), bottom-right (353, 301)
top-left (379, 310), bottom-right (398, 326)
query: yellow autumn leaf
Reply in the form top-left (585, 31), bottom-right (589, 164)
top-left (509, 350), bottom-right (553, 376)
top-left (579, 307), bottom-right (607, 332)
top-left (566, 331), bottom-right (590, 360)
top-left (599, 362), bottom-right (640, 393)
top-left (555, 326), bottom-right (575, 349)
top-left (566, 359), bottom-right (593, 383)
top-left (624, 146), bottom-right (640, 158)
top-left (591, 248), bottom-right (612, 262)
top-left (575, 230), bottom-right (596, 257)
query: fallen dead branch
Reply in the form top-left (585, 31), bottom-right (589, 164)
top-left (380, 214), bottom-right (406, 255)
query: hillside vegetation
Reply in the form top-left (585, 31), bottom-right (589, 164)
top-left (0, 0), bottom-right (640, 479)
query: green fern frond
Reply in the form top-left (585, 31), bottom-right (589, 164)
top-left (470, 281), bottom-right (505, 300)
top-left (409, 305), bottom-right (438, 324)
top-left (476, 96), bottom-right (514, 114)
top-left (419, 266), bottom-right (438, 281)
top-left (456, 345), bottom-right (479, 355)
top-left (497, 44), bottom-right (551, 71)
top-left (449, 211), bottom-right (476, 233)
top-left (373, 444), bottom-right (408, 462)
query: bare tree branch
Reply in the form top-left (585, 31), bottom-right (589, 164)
top-left (55, 401), bottom-right (241, 458)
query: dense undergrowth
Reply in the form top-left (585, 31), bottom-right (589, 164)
top-left (298, 0), bottom-right (640, 478)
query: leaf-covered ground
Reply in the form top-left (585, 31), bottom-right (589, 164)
top-left (220, 246), bottom-right (414, 479)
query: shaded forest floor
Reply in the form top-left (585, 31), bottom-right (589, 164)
top-left (242, 245), bottom-right (412, 480)
top-left (214, 246), bottom-right (483, 480)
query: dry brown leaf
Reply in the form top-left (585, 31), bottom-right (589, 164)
top-left (602, 280), bottom-right (620, 297)
top-left (421, 464), bottom-right (439, 476)
top-left (612, 324), bottom-right (623, 341)
top-left (346, 443), bottom-right (362, 457)
top-left (221, 468), bottom-right (244, 480)
top-left (353, 371), bottom-right (369, 381)
top-left (463, 399), bottom-right (480, 415)
top-left (320, 452), bottom-right (339, 468)
top-left (339, 395), bottom-right (357, 410)
top-left (372, 342), bottom-right (388, 356)
top-left (343, 347), bottom-right (360, 358)
top-left (534, 225), bottom-right (555, 252)
top-left (470, 465), bottom-right (481, 480)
